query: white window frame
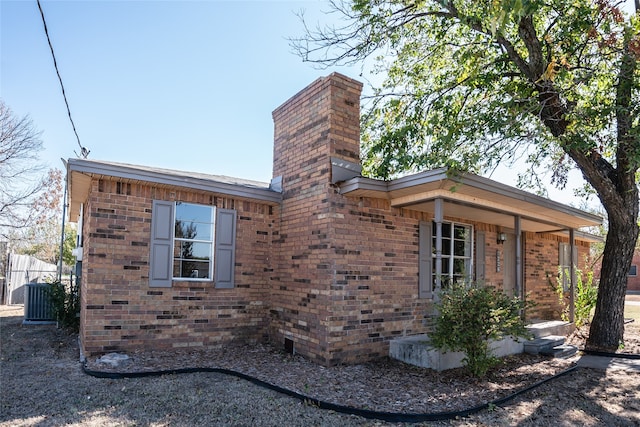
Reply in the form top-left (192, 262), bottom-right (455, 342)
top-left (172, 202), bottom-right (215, 281)
top-left (433, 221), bottom-right (474, 288)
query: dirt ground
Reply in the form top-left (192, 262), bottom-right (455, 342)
top-left (1, 304), bottom-right (639, 426)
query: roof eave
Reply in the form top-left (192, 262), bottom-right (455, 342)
top-left (67, 159), bottom-right (282, 220)
top-left (339, 170), bottom-right (602, 230)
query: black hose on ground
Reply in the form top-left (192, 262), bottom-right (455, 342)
top-left (582, 349), bottom-right (640, 360)
top-left (82, 363), bottom-right (578, 423)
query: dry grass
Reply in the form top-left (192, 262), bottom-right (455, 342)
top-left (625, 304), bottom-right (640, 322)
top-left (1, 304), bottom-right (639, 427)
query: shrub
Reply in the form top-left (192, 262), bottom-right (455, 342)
top-left (46, 280), bottom-right (80, 332)
top-left (554, 268), bottom-right (598, 327)
top-left (429, 283), bottom-right (531, 377)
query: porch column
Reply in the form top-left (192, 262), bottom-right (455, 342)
top-left (434, 198), bottom-right (443, 294)
top-left (515, 215), bottom-right (522, 298)
top-left (569, 228), bottom-right (575, 323)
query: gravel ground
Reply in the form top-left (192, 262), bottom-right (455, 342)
top-left (1, 304), bottom-right (639, 426)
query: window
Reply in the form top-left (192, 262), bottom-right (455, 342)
top-left (174, 203), bottom-right (214, 280)
top-left (149, 200), bottom-right (236, 288)
top-left (558, 243), bottom-right (578, 292)
top-left (418, 220), bottom-right (473, 298)
top-left (630, 265), bottom-right (638, 277)
top-left (432, 222), bottom-right (473, 288)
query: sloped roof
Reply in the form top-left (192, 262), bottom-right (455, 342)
top-left (339, 167), bottom-right (602, 240)
top-left (67, 158), bottom-right (281, 219)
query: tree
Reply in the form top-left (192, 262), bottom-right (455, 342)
top-left (17, 223), bottom-right (76, 268)
top-left (293, 0), bottom-right (639, 351)
top-left (9, 168), bottom-right (68, 264)
top-left (0, 100), bottom-right (49, 237)
top-left (61, 224), bottom-right (78, 268)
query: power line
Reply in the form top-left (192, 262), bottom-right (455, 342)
top-left (36, 0), bottom-right (90, 159)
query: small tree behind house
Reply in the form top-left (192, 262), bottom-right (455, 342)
top-left (430, 283), bottom-right (531, 377)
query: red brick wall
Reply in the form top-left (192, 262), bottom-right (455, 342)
top-left (269, 73), bottom-right (433, 365)
top-left (79, 178), bottom-right (277, 356)
top-left (593, 249), bottom-right (640, 291)
top-left (78, 72), bottom-right (597, 364)
top-left (628, 252), bottom-right (640, 291)
top-left (522, 232), bottom-right (591, 320)
top-left (267, 72), bottom-right (593, 365)
top-left (269, 73), bottom-right (365, 364)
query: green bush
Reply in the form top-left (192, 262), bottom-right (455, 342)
top-left (46, 280), bottom-right (80, 332)
top-left (554, 268), bottom-right (598, 327)
top-left (429, 283), bottom-right (531, 377)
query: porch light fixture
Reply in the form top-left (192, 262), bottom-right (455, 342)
top-left (497, 232), bottom-right (507, 244)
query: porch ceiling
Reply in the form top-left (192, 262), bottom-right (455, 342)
top-left (338, 168), bottom-right (602, 236)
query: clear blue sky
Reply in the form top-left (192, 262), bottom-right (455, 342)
top-left (1, 0), bottom-right (634, 207)
top-left (1, 0), bottom-right (360, 183)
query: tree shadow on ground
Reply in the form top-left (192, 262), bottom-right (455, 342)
top-left (486, 367), bottom-right (640, 426)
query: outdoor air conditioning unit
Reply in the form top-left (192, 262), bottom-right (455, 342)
top-left (23, 283), bottom-right (55, 324)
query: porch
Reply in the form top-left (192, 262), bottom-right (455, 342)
top-left (389, 320), bottom-right (576, 371)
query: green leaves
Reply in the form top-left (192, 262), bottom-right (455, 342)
top-left (45, 280), bottom-right (80, 331)
top-left (296, 0), bottom-right (639, 353)
top-left (430, 283), bottom-right (531, 377)
top-left (297, 0), bottom-right (638, 192)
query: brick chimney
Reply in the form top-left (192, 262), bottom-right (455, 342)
top-left (270, 73), bottom-right (363, 364)
top-left (272, 73), bottom-right (363, 190)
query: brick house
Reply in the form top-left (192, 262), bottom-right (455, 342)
top-left (67, 73), bottom-right (602, 366)
top-left (628, 251), bottom-right (640, 291)
top-left (594, 248), bottom-right (640, 292)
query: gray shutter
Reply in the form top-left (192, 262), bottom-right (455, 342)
top-left (419, 221), bottom-right (432, 298)
top-left (149, 200), bottom-right (174, 287)
top-left (476, 232), bottom-right (485, 284)
top-left (572, 245), bottom-right (578, 289)
top-left (214, 208), bottom-right (236, 289)
top-left (559, 242), bottom-right (577, 292)
top-left (559, 242), bottom-right (567, 291)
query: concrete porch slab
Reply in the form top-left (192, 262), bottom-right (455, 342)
top-left (526, 320), bottom-right (574, 338)
top-left (389, 334), bottom-right (524, 371)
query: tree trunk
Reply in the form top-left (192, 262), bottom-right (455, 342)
top-left (586, 205), bottom-right (639, 351)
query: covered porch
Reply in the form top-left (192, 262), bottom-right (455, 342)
top-left (338, 167), bottom-right (602, 322)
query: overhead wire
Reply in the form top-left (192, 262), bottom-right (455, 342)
top-left (36, 0), bottom-right (89, 159)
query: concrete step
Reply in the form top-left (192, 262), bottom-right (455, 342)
top-left (526, 321), bottom-right (574, 338)
top-left (389, 334), bottom-right (524, 371)
top-left (540, 344), bottom-right (579, 359)
top-left (524, 335), bottom-right (565, 355)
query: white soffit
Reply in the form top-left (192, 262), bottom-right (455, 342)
top-left (339, 171), bottom-right (602, 233)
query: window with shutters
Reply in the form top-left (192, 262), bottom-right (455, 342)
top-left (418, 220), bottom-right (473, 298)
top-left (174, 202), bottom-right (214, 280)
top-left (433, 222), bottom-right (473, 288)
top-left (559, 242), bottom-right (577, 292)
top-left (149, 200), bottom-right (236, 288)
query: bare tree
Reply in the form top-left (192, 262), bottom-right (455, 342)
top-left (10, 169), bottom-right (67, 263)
top-left (0, 100), bottom-right (48, 237)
